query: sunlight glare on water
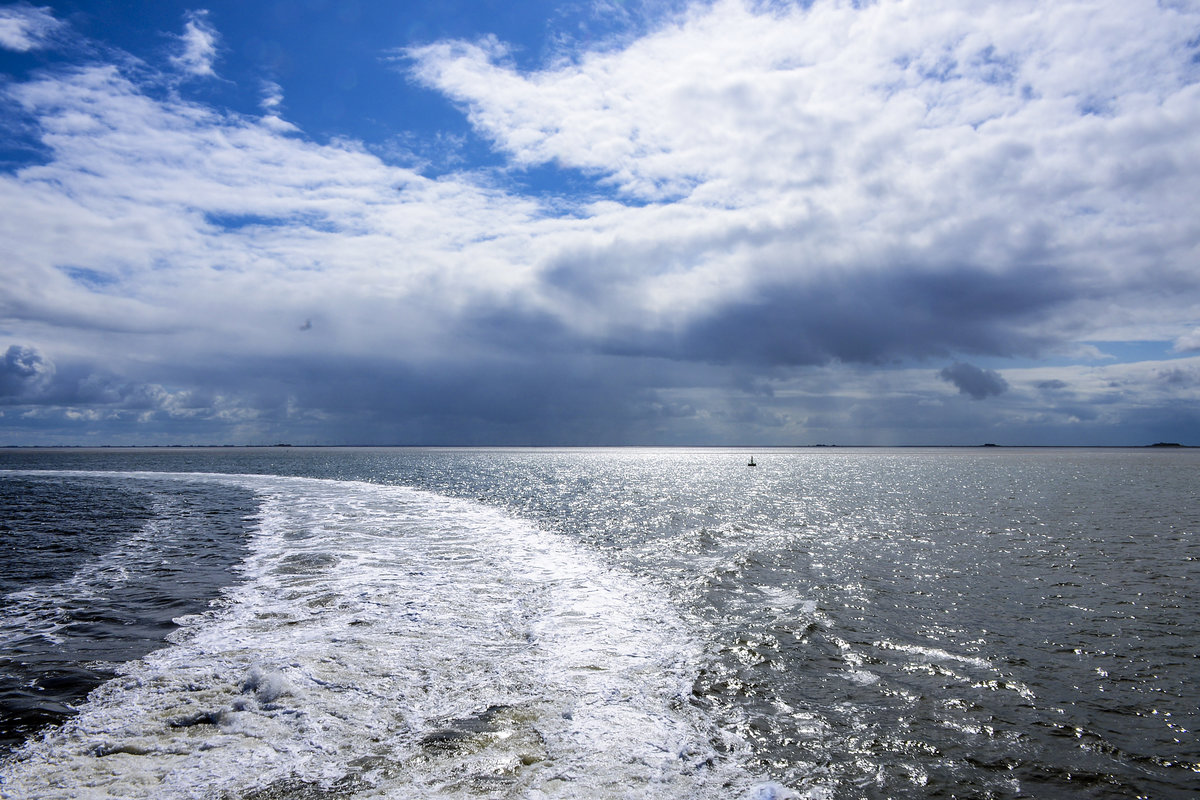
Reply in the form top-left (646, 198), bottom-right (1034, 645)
top-left (1, 446), bottom-right (1197, 799)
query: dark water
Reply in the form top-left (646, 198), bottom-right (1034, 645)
top-left (0, 473), bottom-right (255, 752)
top-left (0, 447), bottom-right (1196, 799)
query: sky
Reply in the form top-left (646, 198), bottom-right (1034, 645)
top-left (1, 0), bottom-right (1199, 446)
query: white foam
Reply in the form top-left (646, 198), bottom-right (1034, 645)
top-left (844, 670), bottom-right (880, 686)
top-left (869, 638), bottom-right (1035, 700)
top-left (1, 472), bottom-right (765, 799)
top-left (872, 638), bottom-right (993, 670)
top-left (756, 586), bottom-right (820, 617)
top-left (745, 781), bottom-right (800, 800)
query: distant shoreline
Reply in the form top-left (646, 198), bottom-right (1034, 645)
top-left (0, 443), bottom-right (1193, 451)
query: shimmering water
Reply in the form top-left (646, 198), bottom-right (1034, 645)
top-left (0, 447), bottom-right (1196, 799)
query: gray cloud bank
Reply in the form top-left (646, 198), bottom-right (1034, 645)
top-left (939, 363), bottom-right (1009, 400)
top-left (2, 0), bottom-right (1200, 445)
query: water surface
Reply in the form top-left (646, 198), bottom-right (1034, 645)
top-left (1, 447), bottom-right (1196, 799)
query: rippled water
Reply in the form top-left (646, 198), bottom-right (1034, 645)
top-left (1, 447), bottom-right (1197, 799)
top-left (0, 475), bottom-right (254, 752)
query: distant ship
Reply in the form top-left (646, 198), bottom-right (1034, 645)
top-left (747, 456), bottom-right (756, 467)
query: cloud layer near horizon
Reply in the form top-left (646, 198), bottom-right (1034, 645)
top-left (2, 0), bottom-right (1199, 445)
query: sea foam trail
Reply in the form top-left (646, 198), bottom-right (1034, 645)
top-left (1, 473), bottom-right (761, 799)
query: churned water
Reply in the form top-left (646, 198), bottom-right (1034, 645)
top-left (0, 447), bottom-right (1196, 799)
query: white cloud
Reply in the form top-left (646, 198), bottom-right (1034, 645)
top-left (408, 0), bottom-right (1200, 340)
top-left (0, 4), bottom-right (60, 51)
top-left (171, 9), bottom-right (219, 78)
top-left (260, 80), bottom-right (284, 113)
top-left (1174, 328), bottom-right (1200, 353)
top-left (1, 61), bottom-right (555, 375)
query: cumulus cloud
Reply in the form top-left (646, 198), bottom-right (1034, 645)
top-left (1, 62), bottom-right (540, 365)
top-left (0, 4), bottom-right (60, 51)
top-left (410, 0), bottom-right (1200, 206)
top-left (406, 0), bottom-right (1200, 348)
top-left (1173, 328), bottom-right (1200, 353)
top-left (0, 344), bottom-right (54, 399)
top-left (171, 10), bottom-right (219, 78)
top-left (939, 362), bottom-right (1009, 400)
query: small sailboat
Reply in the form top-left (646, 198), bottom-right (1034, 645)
top-left (747, 455), bottom-right (757, 467)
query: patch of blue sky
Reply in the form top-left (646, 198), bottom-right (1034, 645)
top-left (1077, 95), bottom-right (1115, 117)
top-left (43, 1), bottom-right (182, 54)
top-left (1, 2), bottom-right (683, 184)
top-left (0, 53), bottom-right (58, 172)
top-left (0, 36), bottom-right (53, 78)
top-left (60, 265), bottom-right (118, 290)
top-left (203, 212), bottom-right (275, 231)
top-left (0, 130), bottom-right (50, 174)
top-left (960, 341), bottom-right (1193, 374)
top-left (203, 211), bottom-right (337, 233)
top-left (371, 114), bottom-right (502, 176)
top-left (970, 45), bottom-right (1018, 86)
top-left (1090, 340), bottom-right (1196, 362)
top-left (504, 161), bottom-right (656, 210)
top-left (1185, 34), bottom-right (1200, 84)
top-left (917, 52), bottom-right (959, 83)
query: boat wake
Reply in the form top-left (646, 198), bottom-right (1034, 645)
top-left (1, 473), bottom-right (764, 799)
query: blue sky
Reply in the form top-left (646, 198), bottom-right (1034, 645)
top-left (2, 0), bottom-right (1199, 446)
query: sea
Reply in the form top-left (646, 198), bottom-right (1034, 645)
top-left (0, 446), bottom-right (1195, 800)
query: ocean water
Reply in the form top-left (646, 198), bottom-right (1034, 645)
top-left (0, 447), bottom-right (1196, 799)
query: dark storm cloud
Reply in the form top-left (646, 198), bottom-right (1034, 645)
top-left (417, 357), bottom-right (667, 436)
top-left (459, 304), bottom-right (578, 355)
top-left (938, 362), bottom-right (1009, 400)
top-left (174, 350), bottom-right (686, 445)
top-left (630, 264), bottom-right (1075, 367)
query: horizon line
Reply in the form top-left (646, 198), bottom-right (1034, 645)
top-left (1, 443), bottom-right (1193, 450)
